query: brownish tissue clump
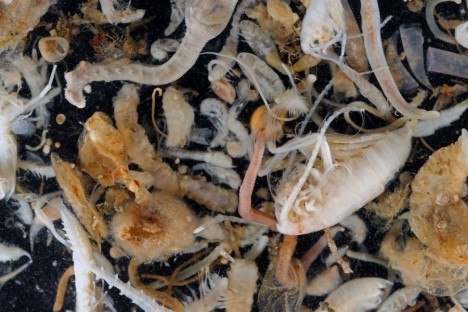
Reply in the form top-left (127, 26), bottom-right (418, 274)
top-left (111, 191), bottom-right (198, 263)
top-left (0, 0), bottom-right (57, 49)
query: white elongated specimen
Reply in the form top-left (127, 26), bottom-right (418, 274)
top-left (316, 277), bottom-right (393, 312)
top-left (360, 0), bottom-right (439, 119)
top-left (65, 0), bottom-right (237, 108)
top-left (274, 101), bottom-right (468, 235)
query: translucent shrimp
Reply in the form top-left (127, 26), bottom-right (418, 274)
top-left (65, 0), bottom-right (237, 108)
top-left (274, 100), bottom-right (468, 235)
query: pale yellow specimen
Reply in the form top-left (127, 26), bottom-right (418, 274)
top-left (409, 129), bottom-right (468, 265)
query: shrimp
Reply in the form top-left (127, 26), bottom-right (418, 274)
top-left (274, 100), bottom-right (468, 235)
top-left (360, 0), bottom-right (439, 119)
top-left (409, 129), bottom-right (468, 265)
top-left (65, 0), bottom-right (237, 108)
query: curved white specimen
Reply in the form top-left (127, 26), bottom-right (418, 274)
top-left (165, 0), bottom-right (185, 36)
top-left (377, 286), bottom-right (420, 312)
top-left (162, 86), bottom-right (194, 148)
top-left (316, 277), bottom-right (393, 312)
top-left (150, 39), bottom-right (180, 61)
top-left (0, 65), bottom-right (58, 200)
top-left (65, 0), bottom-right (237, 108)
top-left (237, 52), bottom-right (285, 102)
top-left (360, 0), bottom-right (439, 119)
top-left (276, 126), bottom-right (412, 235)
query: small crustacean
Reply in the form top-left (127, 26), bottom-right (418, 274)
top-left (65, 0), bottom-right (237, 108)
top-left (316, 277), bottom-right (393, 312)
top-left (162, 86), bottom-right (194, 148)
top-left (300, 0), bottom-right (346, 56)
top-left (270, 100), bottom-right (468, 235)
top-left (409, 129), bottom-right (468, 265)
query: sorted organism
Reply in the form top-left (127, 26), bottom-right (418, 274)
top-left (425, 0), bottom-right (462, 44)
top-left (11, 55), bottom-right (61, 129)
top-left (64, 0), bottom-right (237, 108)
top-left (381, 221), bottom-right (468, 297)
top-left (113, 84), bottom-right (238, 212)
top-left (426, 47), bottom-right (468, 79)
top-left (113, 84), bottom-right (179, 193)
top-left (165, 0), bottom-right (185, 36)
top-left (239, 19), bottom-right (291, 74)
top-left (315, 277), bottom-right (393, 312)
top-left (78, 111), bottom-right (150, 202)
top-left (178, 175), bottom-right (238, 213)
top-left (224, 260), bottom-right (259, 312)
top-left (339, 214), bottom-right (368, 246)
top-left (399, 24), bottom-right (433, 89)
top-left (51, 153), bottom-right (108, 247)
top-left (272, 99), bottom-right (468, 235)
top-left (61, 204), bottom-right (169, 312)
top-left (98, 0), bottom-right (145, 24)
top-left (162, 86), bottom-right (194, 148)
top-left (365, 183), bottom-right (411, 228)
top-left (257, 236), bottom-right (306, 312)
top-left (167, 149), bottom-right (233, 168)
top-left (192, 163), bottom-right (241, 190)
top-left (237, 52), bottom-right (286, 103)
top-left (60, 206), bottom-right (99, 312)
top-left (329, 62), bottom-right (358, 100)
top-left (0, 241), bottom-right (32, 288)
top-left (38, 36), bottom-right (70, 63)
top-left (305, 265), bottom-right (343, 297)
top-left (207, 0), bottom-right (254, 83)
top-left (340, 0), bottom-right (368, 73)
top-left (210, 77), bottom-right (237, 104)
top-left (360, 0), bottom-right (439, 119)
top-left (245, 2), bottom-right (297, 47)
top-left (150, 39), bottom-right (180, 61)
top-left (376, 286), bottom-right (421, 312)
top-left (183, 273), bottom-right (228, 312)
top-left (300, 0), bottom-right (347, 57)
top-left (385, 31), bottom-right (419, 94)
top-left (0, 65), bottom-right (59, 200)
top-left (409, 129), bottom-right (468, 265)
top-left (111, 191), bottom-right (198, 263)
top-left (199, 97), bottom-right (229, 148)
top-left (128, 258), bottom-right (185, 312)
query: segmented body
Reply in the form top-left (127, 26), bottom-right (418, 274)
top-left (275, 127), bottom-right (412, 235)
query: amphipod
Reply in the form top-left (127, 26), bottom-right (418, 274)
top-left (275, 126), bottom-right (412, 235)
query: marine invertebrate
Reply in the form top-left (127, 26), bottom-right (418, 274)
top-left (65, 0), bottom-right (237, 108)
top-left (409, 129), bottom-right (468, 264)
